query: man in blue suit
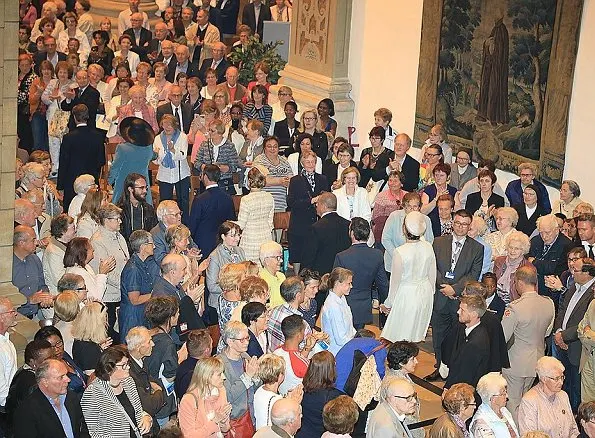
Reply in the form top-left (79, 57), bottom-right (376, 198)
top-left (189, 164), bottom-right (236, 257)
top-left (333, 218), bottom-right (389, 329)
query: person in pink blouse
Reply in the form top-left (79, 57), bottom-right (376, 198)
top-left (371, 170), bottom-right (408, 246)
top-left (178, 356), bottom-right (232, 438)
top-left (113, 85), bottom-right (158, 143)
top-left (20, 0), bottom-right (38, 30)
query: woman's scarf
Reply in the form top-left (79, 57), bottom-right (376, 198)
top-left (160, 129), bottom-right (181, 169)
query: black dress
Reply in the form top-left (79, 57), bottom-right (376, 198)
top-left (72, 339), bottom-right (102, 372)
top-left (357, 147), bottom-right (395, 188)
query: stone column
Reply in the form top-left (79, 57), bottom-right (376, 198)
top-left (1, 2), bottom-right (39, 364)
top-left (278, 0), bottom-right (355, 138)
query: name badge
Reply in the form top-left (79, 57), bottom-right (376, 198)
top-left (445, 271), bottom-right (455, 280)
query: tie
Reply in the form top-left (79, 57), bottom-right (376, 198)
top-left (277, 8), bottom-right (283, 21)
top-left (174, 107), bottom-right (181, 128)
top-left (588, 244), bottom-right (594, 259)
top-left (451, 241), bottom-right (462, 270)
top-left (541, 243), bottom-right (551, 258)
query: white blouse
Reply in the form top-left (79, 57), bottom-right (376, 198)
top-left (153, 131), bottom-right (191, 184)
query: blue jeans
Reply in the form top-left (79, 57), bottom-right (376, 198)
top-left (158, 177), bottom-right (190, 222)
top-left (551, 337), bottom-right (581, 413)
top-left (31, 112), bottom-right (49, 151)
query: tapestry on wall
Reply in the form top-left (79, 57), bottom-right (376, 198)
top-left (413, 0), bottom-right (583, 187)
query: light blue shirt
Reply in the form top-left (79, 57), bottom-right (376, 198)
top-left (44, 392), bottom-right (74, 438)
top-left (321, 291), bottom-right (356, 355)
top-left (475, 235), bottom-right (492, 276)
top-left (381, 209), bottom-right (434, 272)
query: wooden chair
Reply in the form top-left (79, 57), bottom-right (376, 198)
top-left (273, 211), bottom-right (291, 245)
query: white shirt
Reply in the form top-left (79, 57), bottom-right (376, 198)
top-left (254, 387), bottom-right (283, 430)
top-left (465, 320), bottom-right (481, 338)
top-left (486, 294), bottom-right (495, 308)
top-left (0, 331), bottom-right (17, 406)
top-left (153, 132), bottom-right (191, 184)
top-left (562, 278), bottom-right (595, 329)
top-left (458, 164), bottom-right (468, 175)
top-left (526, 204), bottom-right (537, 219)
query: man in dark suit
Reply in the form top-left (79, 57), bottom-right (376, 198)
top-left (426, 209), bottom-right (484, 381)
top-left (170, 44), bottom-right (199, 82)
top-left (60, 69), bottom-right (101, 131)
top-left (33, 36), bottom-right (66, 75)
top-left (155, 40), bottom-right (176, 75)
top-left (242, 0), bottom-right (272, 39)
top-left (216, 0), bottom-right (240, 38)
top-left (390, 133), bottom-right (420, 192)
top-left (188, 164), bottom-right (236, 257)
top-left (444, 294), bottom-right (490, 389)
top-left (527, 213), bottom-right (574, 307)
top-left (156, 85), bottom-right (192, 134)
top-left (198, 41), bottom-right (229, 84)
top-left (303, 192), bottom-right (351, 310)
top-left (333, 218), bottom-right (388, 329)
top-left (552, 255), bottom-right (595, 412)
top-left (124, 12), bottom-right (153, 60)
top-left (146, 21), bottom-right (172, 65)
top-left (13, 359), bottom-right (88, 438)
top-left (57, 104), bottom-right (106, 211)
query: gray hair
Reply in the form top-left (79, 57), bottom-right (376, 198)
top-left (536, 356), bottom-right (564, 380)
top-left (130, 230), bottom-right (152, 254)
top-left (280, 276), bottom-right (304, 303)
top-left (496, 207), bottom-right (519, 227)
top-left (562, 180), bottom-right (581, 198)
top-left (161, 253), bottom-right (184, 275)
top-left (13, 226), bottom-right (33, 246)
top-left (476, 372), bottom-right (507, 404)
top-left (156, 200), bottom-right (179, 221)
top-left (97, 203), bottom-right (122, 225)
top-left (57, 273), bottom-right (84, 292)
top-left (222, 320), bottom-right (247, 345)
top-left (73, 174), bottom-right (95, 195)
top-left (271, 399), bottom-right (300, 427)
top-left (35, 358), bottom-right (62, 383)
top-left (536, 214), bottom-right (559, 231)
top-left (126, 326), bottom-right (151, 351)
top-left (505, 230), bottom-right (531, 254)
top-left (21, 162), bottom-right (45, 185)
top-left (377, 376), bottom-right (409, 403)
top-left (22, 188), bottom-right (44, 204)
top-left (259, 241), bottom-right (282, 266)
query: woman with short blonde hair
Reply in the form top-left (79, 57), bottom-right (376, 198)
top-left (333, 166), bottom-right (371, 222)
top-left (216, 264), bottom-right (247, 352)
top-left (254, 354), bottom-right (288, 429)
top-left (485, 206), bottom-right (520, 259)
top-left (53, 290), bottom-right (81, 356)
top-left (71, 301), bottom-right (110, 374)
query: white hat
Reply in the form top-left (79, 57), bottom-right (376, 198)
top-left (404, 211), bottom-right (427, 237)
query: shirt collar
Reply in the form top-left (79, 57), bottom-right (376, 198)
top-left (465, 320), bottom-right (481, 337)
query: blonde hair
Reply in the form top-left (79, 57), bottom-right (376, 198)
top-left (496, 206), bottom-right (519, 227)
top-left (505, 230), bottom-right (531, 254)
top-left (54, 291), bottom-right (80, 322)
top-left (187, 356), bottom-right (225, 397)
top-left (165, 224), bottom-right (191, 249)
top-left (257, 354), bottom-right (285, 384)
top-left (218, 263), bottom-right (246, 292)
top-left (340, 166), bottom-right (361, 184)
top-left (71, 301), bottom-right (107, 344)
top-left (518, 162), bottom-right (538, 175)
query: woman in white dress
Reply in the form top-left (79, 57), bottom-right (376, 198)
top-left (380, 211), bottom-right (436, 342)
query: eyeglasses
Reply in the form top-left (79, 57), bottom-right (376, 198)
top-left (392, 392), bottom-right (417, 403)
top-left (568, 257), bottom-right (582, 263)
top-left (232, 336), bottom-right (250, 342)
top-left (546, 375), bottom-right (565, 382)
top-left (456, 156), bottom-right (470, 162)
top-left (267, 255), bottom-right (283, 261)
top-left (115, 361), bottom-right (130, 370)
top-left (453, 221), bottom-right (471, 227)
top-left (369, 136), bottom-right (382, 140)
top-left (426, 153), bottom-right (441, 157)
top-left (49, 340), bottom-right (64, 348)
top-left (166, 212), bottom-right (182, 217)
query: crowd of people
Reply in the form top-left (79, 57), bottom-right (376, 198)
top-left (9, 0), bottom-right (595, 437)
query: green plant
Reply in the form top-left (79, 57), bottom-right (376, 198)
top-left (227, 36), bottom-right (287, 86)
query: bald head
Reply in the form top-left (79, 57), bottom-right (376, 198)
top-left (381, 377), bottom-right (417, 416)
top-left (161, 253), bottom-right (187, 285)
top-left (212, 42), bottom-right (226, 61)
top-left (225, 66), bottom-right (239, 85)
top-left (154, 22), bottom-right (168, 41)
top-left (271, 398), bottom-right (302, 434)
top-left (316, 192), bottom-right (337, 214)
top-left (14, 199), bottom-right (37, 227)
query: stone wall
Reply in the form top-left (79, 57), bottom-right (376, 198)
top-left (2, 1), bottom-right (39, 365)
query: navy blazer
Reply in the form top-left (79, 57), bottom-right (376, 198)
top-left (33, 51), bottom-right (67, 75)
top-left (242, 1), bottom-right (272, 38)
top-left (13, 388), bottom-right (89, 438)
top-left (528, 232), bottom-right (573, 300)
top-left (505, 178), bottom-right (552, 214)
top-left (286, 174), bottom-right (330, 237)
top-left (401, 154), bottom-right (421, 192)
top-left (216, 0), bottom-right (240, 35)
top-left (57, 125), bottom-right (106, 210)
top-left (247, 329), bottom-right (266, 358)
top-left (60, 85), bottom-right (101, 130)
top-left (321, 159), bottom-right (358, 184)
top-left (198, 57), bottom-right (229, 84)
top-left (302, 212), bottom-right (351, 276)
top-left (124, 27), bottom-right (153, 60)
top-left (488, 293), bottom-right (506, 321)
top-left (273, 119), bottom-right (300, 147)
top-left (189, 186), bottom-right (236, 257)
top-left (333, 243), bottom-right (389, 326)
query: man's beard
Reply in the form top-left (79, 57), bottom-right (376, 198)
top-left (133, 191), bottom-right (146, 203)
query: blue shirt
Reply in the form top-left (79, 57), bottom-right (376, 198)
top-left (44, 392), bottom-right (74, 438)
top-left (12, 253), bottom-right (48, 317)
top-left (335, 338), bottom-right (387, 391)
top-left (475, 235), bottom-right (493, 276)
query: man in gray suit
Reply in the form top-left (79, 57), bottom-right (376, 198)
top-left (367, 377), bottom-right (418, 438)
top-left (552, 254), bottom-right (595, 413)
top-left (426, 209), bottom-right (484, 381)
top-left (501, 265), bottom-right (555, 420)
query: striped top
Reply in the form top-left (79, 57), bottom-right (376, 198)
top-left (254, 153), bottom-right (293, 212)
